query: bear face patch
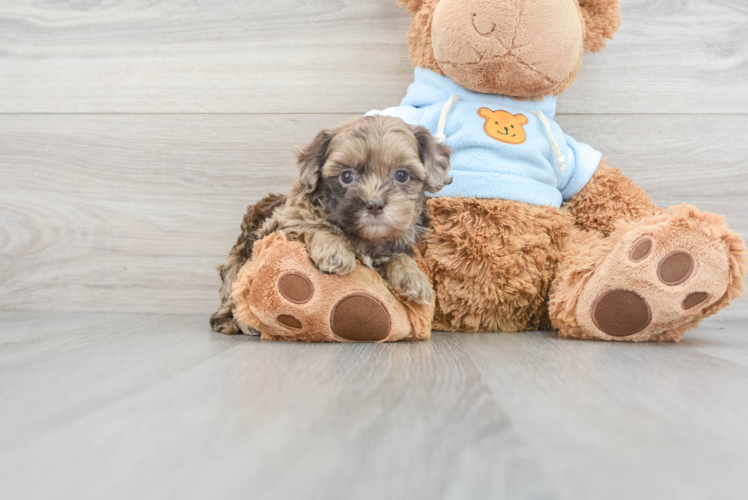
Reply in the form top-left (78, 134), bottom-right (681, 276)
top-left (478, 108), bottom-right (529, 145)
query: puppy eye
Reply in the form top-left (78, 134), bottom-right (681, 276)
top-left (340, 171), bottom-right (355, 185)
top-left (395, 170), bottom-right (409, 183)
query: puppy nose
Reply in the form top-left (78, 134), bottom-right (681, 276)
top-left (366, 200), bottom-right (385, 216)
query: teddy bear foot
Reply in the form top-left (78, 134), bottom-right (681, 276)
top-left (557, 205), bottom-right (745, 342)
top-left (231, 233), bottom-right (434, 343)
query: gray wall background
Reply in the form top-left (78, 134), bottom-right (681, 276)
top-left (1, 0), bottom-right (746, 317)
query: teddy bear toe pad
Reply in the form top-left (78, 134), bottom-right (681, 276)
top-left (330, 294), bottom-right (391, 341)
top-left (591, 289), bottom-right (652, 337)
top-left (277, 272), bottom-right (314, 304)
top-left (577, 224), bottom-right (731, 342)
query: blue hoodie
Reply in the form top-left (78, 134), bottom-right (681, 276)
top-left (367, 68), bottom-right (603, 208)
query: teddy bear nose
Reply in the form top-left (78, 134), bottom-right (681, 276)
top-left (366, 200), bottom-right (385, 216)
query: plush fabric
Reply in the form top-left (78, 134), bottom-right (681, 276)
top-left (549, 204), bottom-right (746, 342)
top-left (400, 0), bottom-right (620, 98)
top-left (431, 0), bottom-right (584, 97)
top-left (418, 197), bottom-right (571, 332)
top-left (232, 233), bottom-right (434, 343)
top-left (565, 160), bottom-right (662, 236)
top-left (368, 68), bottom-right (602, 206)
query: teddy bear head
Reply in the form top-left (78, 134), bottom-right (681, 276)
top-left (397, 0), bottom-right (621, 98)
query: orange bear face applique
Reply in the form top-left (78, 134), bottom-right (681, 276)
top-left (478, 108), bottom-right (529, 145)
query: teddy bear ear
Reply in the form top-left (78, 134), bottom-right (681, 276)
top-left (578, 0), bottom-right (622, 53)
top-left (396, 0), bottom-right (424, 14)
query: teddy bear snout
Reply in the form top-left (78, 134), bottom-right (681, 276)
top-left (471, 12), bottom-right (497, 37)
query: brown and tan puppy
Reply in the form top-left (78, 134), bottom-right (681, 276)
top-left (211, 115), bottom-right (451, 335)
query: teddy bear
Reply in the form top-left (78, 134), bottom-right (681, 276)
top-left (229, 0), bottom-right (746, 342)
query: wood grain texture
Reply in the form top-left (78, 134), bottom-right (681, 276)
top-left (1, 113), bottom-right (746, 316)
top-left (1, 0), bottom-right (747, 114)
top-left (1, 312), bottom-right (747, 499)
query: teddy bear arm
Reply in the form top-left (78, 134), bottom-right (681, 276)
top-left (564, 159), bottom-right (662, 237)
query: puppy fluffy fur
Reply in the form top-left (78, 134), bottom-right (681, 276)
top-left (211, 115), bottom-right (452, 335)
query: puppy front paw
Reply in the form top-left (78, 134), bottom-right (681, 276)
top-left (316, 250), bottom-right (357, 275)
top-left (386, 256), bottom-right (433, 306)
top-left (393, 268), bottom-right (433, 306)
top-left (210, 312), bottom-right (242, 335)
top-left (307, 233), bottom-right (357, 275)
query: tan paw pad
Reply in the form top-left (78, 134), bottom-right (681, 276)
top-left (330, 294), bottom-right (391, 341)
top-left (629, 237), bottom-right (653, 262)
top-left (278, 272), bottom-right (314, 304)
top-left (592, 289), bottom-right (652, 337)
top-left (576, 224), bottom-right (731, 341)
top-left (657, 251), bottom-right (694, 286)
top-left (682, 292), bottom-right (709, 310)
top-left (277, 314), bottom-right (303, 329)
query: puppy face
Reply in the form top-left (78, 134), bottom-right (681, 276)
top-left (296, 116), bottom-right (452, 242)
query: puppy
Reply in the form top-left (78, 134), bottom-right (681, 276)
top-left (211, 115), bottom-right (452, 335)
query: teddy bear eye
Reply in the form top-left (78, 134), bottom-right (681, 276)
top-left (511, 124), bottom-right (514, 128)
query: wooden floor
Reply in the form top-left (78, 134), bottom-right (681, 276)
top-left (1, 311), bottom-right (747, 500)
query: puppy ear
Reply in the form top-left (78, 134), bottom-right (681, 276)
top-left (412, 125), bottom-right (452, 193)
top-left (296, 129), bottom-right (334, 194)
top-left (578, 0), bottom-right (621, 53)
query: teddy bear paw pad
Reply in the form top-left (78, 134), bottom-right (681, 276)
top-left (629, 237), bottom-right (653, 262)
top-left (656, 251), bottom-right (694, 285)
top-left (277, 314), bottom-right (303, 329)
top-left (330, 294), bottom-right (391, 341)
top-left (591, 289), bottom-right (652, 337)
top-left (577, 228), bottom-right (731, 341)
top-left (277, 272), bottom-right (314, 304)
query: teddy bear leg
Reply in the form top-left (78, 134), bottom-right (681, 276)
top-left (232, 234), bottom-right (434, 343)
top-left (550, 205), bottom-right (747, 342)
top-left (419, 197), bottom-right (572, 333)
top-left (565, 160), bottom-right (663, 236)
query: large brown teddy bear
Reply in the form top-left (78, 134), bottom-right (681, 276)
top-left (226, 0), bottom-right (745, 342)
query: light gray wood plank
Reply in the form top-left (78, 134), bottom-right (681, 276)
top-left (457, 323), bottom-right (748, 500)
top-left (0, 0), bottom-right (746, 114)
top-left (0, 113), bottom-right (351, 314)
top-left (0, 311), bottom-right (140, 360)
top-left (683, 320), bottom-right (748, 368)
top-left (0, 312), bottom-right (747, 499)
top-left (1, 113), bottom-right (746, 316)
top-left (0, 313), bottom-right (557, 500)
top-left (557, 114), bottom-right (748, 228)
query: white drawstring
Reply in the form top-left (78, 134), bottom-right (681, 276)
top-left (529, 110), bottom-right (566, 172)
top-left (434, 94), bottom-right (461, 145)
